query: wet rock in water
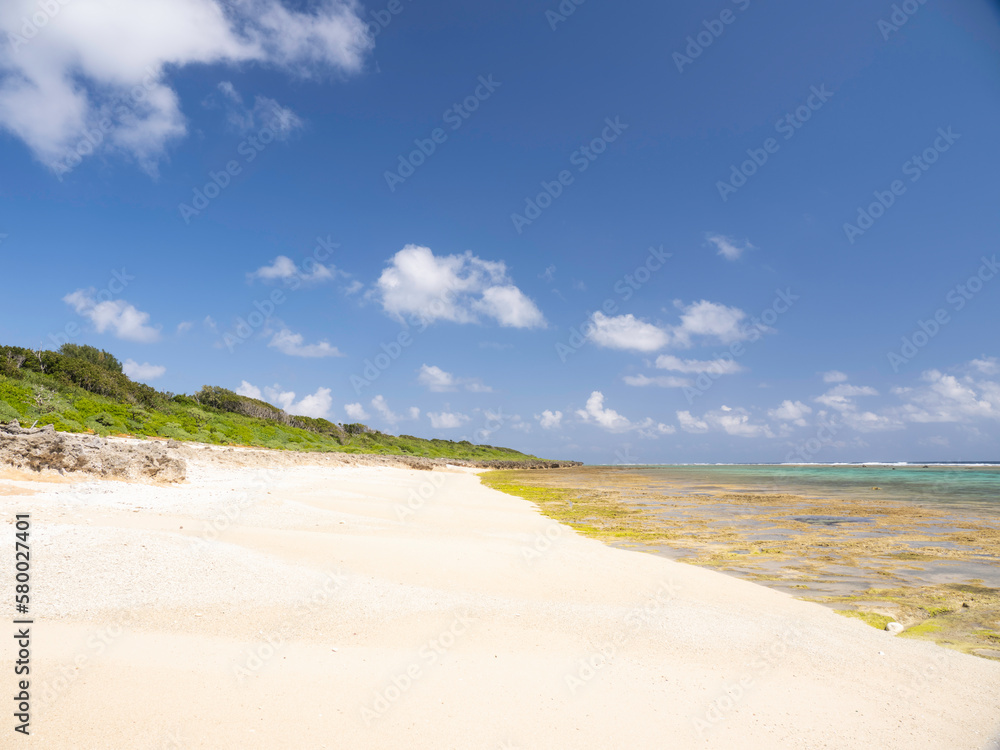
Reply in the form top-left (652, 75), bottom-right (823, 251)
top-left (885, 621), bottom-right (904, 634)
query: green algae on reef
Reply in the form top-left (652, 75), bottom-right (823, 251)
top-left (479, 467), bottom-right (1000, 660)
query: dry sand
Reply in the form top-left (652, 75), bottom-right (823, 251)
top-left (2, 449), bottom-right (999, 749)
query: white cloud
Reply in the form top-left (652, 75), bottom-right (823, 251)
top-left (654, 354), bottom-right (744, 375)
top-left (123, 359), bottom-right (165, 381)
top-left (474, 285), bottom-right (547, 329)
top-left (417, 364), bottom-right (491, 393)
top-left (0, 0), bottom-right (371, 174)
top-left (284, 387), bottom-right (333, 419)
top-left (768, 400), bottom-right (813, 426)
top-left (586, 312), bottom-right (670, 352)
top-left (970, 357), bottom-right (999, 376)
top-left (238, 381), bottom-right (333, 419)
top-left (822, 370), bottom-right (849, 383)
top-left (815, 383), bottom-right (899, 432)
top-left (427, 411), bottom-right (470, 429)
top-left (676, 410), bottom-right (709, 433)
top-left (894, 369), bottom-right (999, 423)
top-left (249, 255), bottom-right (334, 284)
top-left (213, 82), bottom-right (302, 139)
top-left (371, 395), bottom-right (419, 425)
top-left (678, 407), bottom-right (774, 438)
top-left (815, 384), bottom-right (879, 412)
top-left (63, 289), bottom-right (161, 342)
top-left (237, 380), bottom-right (262, 399)
top-left (268, 328), bottom-right (343, 358)
top-left (669, 300), bottom-right (756, 348)
top-left (176, 321), bottom-right (194, 334)
top-left (622, 374), bottom-right (691, 388)
top-left (374, 245), bottom-right (545, 329)
top-left (636, 420), bottom-right (676, 438)
top-left (343, 402), bottom-right (369, 421)
top-left (576, 391), bottom-right (633, 433)
top-left (536, 410), bottom-right (563, 429)
top-left (705, 233), bottom-right (754, 261)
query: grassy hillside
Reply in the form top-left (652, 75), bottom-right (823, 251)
top-left (0, 344), bottom-right (538, 461)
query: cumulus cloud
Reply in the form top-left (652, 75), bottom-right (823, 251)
top-left (669, 300), bottom-right (757, 348)
top-left (815, 383), bottom-right (899, 432)
top-left (586, 312), bottom-right (670, 352)
top-left (893, 369), bottom-right (999, 423)
top-left (822, 370), bottom-right (849, 383)
top-left (371, 395), bottom-right (419, 425)
top-left (815, 384), bottom-right (879, 412)
top-left (536, 410), bottom-right (563, 429)
top-left (576, 391), bottom-right (633, 433)
top-left (622, 374), bottom-right (691, 388)
top-left (249, 255), bottom-right (334, 284)
top-left (236, 381), bottom-right (262, 399)
top-left (417, 364), bottom-right (491, 393)
top-left (705, 233), bottom-right (754, 261)
top-left (237, 381), bottom-right (333, 419)
top-left (655, 354), bottom-right (744, 375)
top-left (768, 400), bottom-right (813, 426)
top-left (268, 328), bottom-right (343, 358)
top-left (63, 289), bottom-right (161, 342)
top-left (123, 359), bottom-right (165, 381)
top-left (374, 245), bottom-right (545, 329)
top-left (678, 406), bottom-right (773, 438)
top-left (0, 0), bottom-right (372, 173)
top-left (343, 402), bottom-right (369, 421)
top-left (427, 411), bottom-right (470, 429)
top-left (574, 392), bottom-right (674, 437)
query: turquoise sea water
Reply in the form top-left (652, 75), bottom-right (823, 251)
top-left (610, 464), bottom-right (1000, 515)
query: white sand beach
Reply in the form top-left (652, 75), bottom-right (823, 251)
top-left (3, 449), bottom-right (1000, 749)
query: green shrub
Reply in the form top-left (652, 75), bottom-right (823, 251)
top-left (0, 401), bottom-right (21, 423)
top-left (58, 344), bottom-right (123, 373)
top-left (0, 381), bottom-right (33, 413)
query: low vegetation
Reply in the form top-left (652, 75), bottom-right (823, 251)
top-left (0, 344), bottom-right (538, 461)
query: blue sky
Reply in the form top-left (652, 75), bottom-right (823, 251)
top-left (1, 0), bottom-right (999, 463)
